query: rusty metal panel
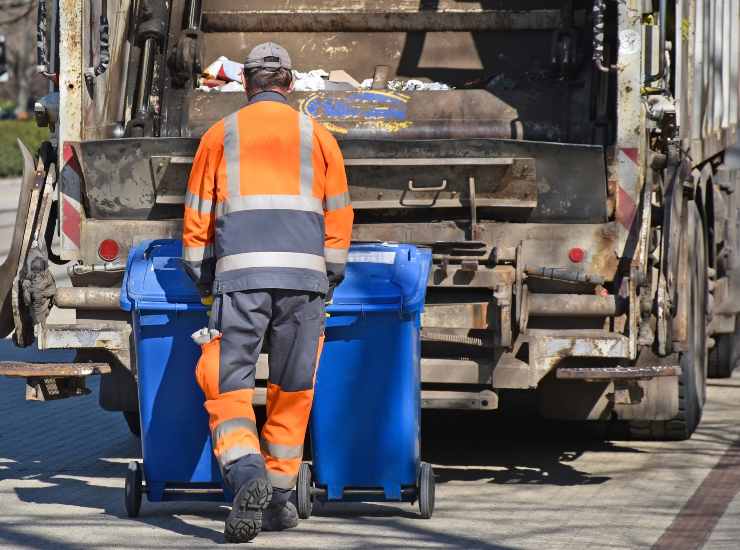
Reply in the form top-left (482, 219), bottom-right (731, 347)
top-left (420, 358), bottom-right (493, 385)
top-left (75, 135), bottom-right (606, 223)
top-left (610, 0), bottom-right (645, 252)
top-left (527, 329), bottom-right (631, 383)
top-left (519, 222), bottom-right (620, 281)
top-left (59, 0), bottom-right (85, 260)
top-left (429, 265), bottom-right (497, 288)
top-left (203, 0), bottom-right (558, 8)
top-left (81, 219), bottom-right (182, 264)
top-left (346, 157), bottom-right (537, 210)
top-left (422, 303), bottom-right (491, 330)
top-left (353, 221), bottom-right (622, 282)
top-left (72, 138), bottom-right (198, 219)
top-left (556, 365), bottom-right (681, 380)
top-left (38, 322), bottom-right (131, 351)
top-left (0, 362), bottom-right (111, 377)
top-left (201, 8), bottom-right (562, 33)
top-left (198, 29), bottom-right (560, 91)
top-left (340, 139), bottom-right (606, 223)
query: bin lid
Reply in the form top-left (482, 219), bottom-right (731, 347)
top-left (331, 244), bottom-right (431, 313)
top-left (120, 240), bottom-right (202, 311)
top-left (120, 240), bottom-right (431, 313)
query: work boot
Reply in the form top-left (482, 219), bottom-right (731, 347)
top-left (262, 501), bottom-right (299, 532)
top-left (224, 478), bottom-right (273, 543)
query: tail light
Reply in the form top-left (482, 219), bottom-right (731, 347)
top-left (98, 239), bottom-right (120, 262)
top-left (568, 247), bottom-right (585, 263)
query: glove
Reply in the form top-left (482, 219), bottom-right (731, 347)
top-left (191, 327), bottom-right (221, 345)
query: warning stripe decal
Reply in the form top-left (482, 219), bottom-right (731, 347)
top-left (62, 197), bottom-right (81, 248)
top-left (60, 143), bottom-right (83, 250)
top-left (621, 148), bottom-right (639, 166)
top-left (616, 186), bottom-right (637, 231)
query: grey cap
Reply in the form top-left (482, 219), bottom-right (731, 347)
top-left (244, 42), bottom-right (292, 71)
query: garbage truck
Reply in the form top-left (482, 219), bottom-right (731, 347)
top-left (2, 0), bottom-right (740, 441)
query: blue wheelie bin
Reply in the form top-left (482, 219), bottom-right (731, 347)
top-left (298, 243), bottom-right (434, 519)
top-left (120, 239), bottom-right (227, 517)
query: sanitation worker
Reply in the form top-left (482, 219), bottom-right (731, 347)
top-left (181, 42), bottom-right (353, 543)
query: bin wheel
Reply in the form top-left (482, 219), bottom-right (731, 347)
top-left (418, 462), bottom-right (435, 519)
top-left (296, 462), bottom-right (313, 519)
top-left (125, 461), bottom-right (143, 518)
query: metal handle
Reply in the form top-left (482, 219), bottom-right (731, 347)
top-left (408, 179), bottom-right (448, 192)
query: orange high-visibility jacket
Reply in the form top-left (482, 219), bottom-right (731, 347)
top-left (182, 93), bottom-right (354, 295)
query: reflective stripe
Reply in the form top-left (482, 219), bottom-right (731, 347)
top-left (224, 112), bottom-right (241, 200)
top-left (261, 438), bottom-right (303, 460)
top-left (216, 252), bottom-right (326, 274)
top-left (325, 191), bottom-right (351, 212)
top-left (217, 445), bottom-right (261, 467)
top-left (267, 470), bottom-right (298, 490)
top-left (185, 190), bottom-right (213, 216)
top-left (298, 114), bottom-right (314, 196)
top-left (216, 194), bottom-right (323, 218)
top-left (324, 247), bottom-right (349, 265)
top-left (183, 243), bottom-right (215, 262)
top-left (212, 417), bottom-right (258, 444)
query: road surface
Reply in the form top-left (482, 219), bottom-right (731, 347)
top-left (0, 178), bottom-right (739, 549)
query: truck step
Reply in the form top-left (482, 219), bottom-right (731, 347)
top-left (556, 365), bottom-right (680, 381)
top-left (0, 361), bottom-right (111, 401)
top-left (0, 362), bottom-right (111, 377)
top-left (37, 322), bottom-right (131, 351)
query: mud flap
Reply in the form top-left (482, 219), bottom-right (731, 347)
top-left (0, 141), bottom-right (40, 338)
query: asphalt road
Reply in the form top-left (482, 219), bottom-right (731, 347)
top-left (1, 178), bottom-right (740, 549)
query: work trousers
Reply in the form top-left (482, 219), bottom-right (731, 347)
top-left (195, 289), bottom-right (324, 502)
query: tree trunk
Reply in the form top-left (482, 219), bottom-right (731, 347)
top-left (13, 24), bottom-right (36, 119)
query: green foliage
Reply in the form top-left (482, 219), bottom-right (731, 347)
top-left (0, 100), bottom-right (16, 118)
top-left (0, 121), bottom-right (50, 178)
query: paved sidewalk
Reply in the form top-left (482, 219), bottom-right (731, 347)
top-left (0, 364), bottom-right (739, 549)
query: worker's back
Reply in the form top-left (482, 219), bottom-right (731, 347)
top-left (184, 90), bottom-right (352, 298)
top-left (222, 101), bottom-right (327, 200)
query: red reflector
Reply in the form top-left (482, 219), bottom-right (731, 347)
top-left (568, 247), bottom-right (585, 263)
top-left (98, 239), bottom-right (120, 262)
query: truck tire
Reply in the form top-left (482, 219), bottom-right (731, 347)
top-left (630, 203), bottom-right (708, 441)
top-left (708, 320), bottom-right (739, 378)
